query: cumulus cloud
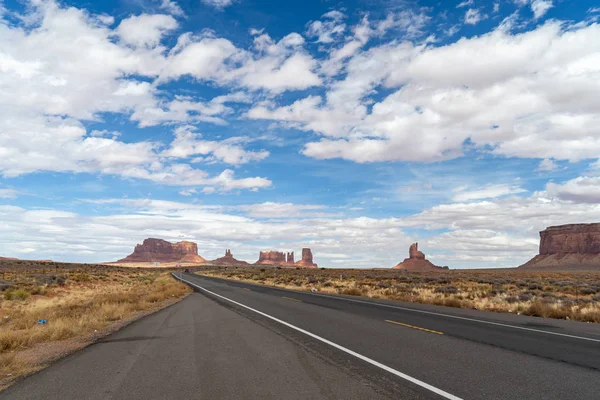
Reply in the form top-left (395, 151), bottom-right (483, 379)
top-left (545, 177), bottom-right (600, 203)
top-left (250, 21), bottom-right (600, 164)
top-left (117, 14), bottom-right (178, 48)
top-left (0, 1), bottom-right (277, 192)
top-left (306, 11), bottom-right (346, 43)
top-left (162, 125), bottom-right (269, 165)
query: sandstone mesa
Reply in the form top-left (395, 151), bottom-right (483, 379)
top-left (255, 248), bottom-right (317, 268)
top-left (520, 223), bottom-right (600, 269)
top-left (117, 238), bottom-right (206, 263)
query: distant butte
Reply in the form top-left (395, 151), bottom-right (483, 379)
top-left (255, 248), bottom-right (318, 268)
top-left (117, 238), bottom-right (206, 263)
top-left (209, 249), bottom-right (249, 266)
top-left (520, 223), bottom-right (600, 269)
top-left (393, 243), bottom-right (447, 270)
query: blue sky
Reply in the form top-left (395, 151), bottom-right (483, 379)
top-left (1, 0), bottom-right (600, 268)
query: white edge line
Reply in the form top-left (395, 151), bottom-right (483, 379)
top-left (195, 274), bottom-right (600, 344)
top-left (173, 273), bottom-right (463, 400)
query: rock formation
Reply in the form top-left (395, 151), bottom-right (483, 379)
top-left (295, 248), bottom-right (318, 268)
top-left (520, 224), bottom-right (600, 269)
top-left (255, 251), bottom-right (287, 265)
top-left (209, 249), bottom-right (249, 266)
top-left (393, 243), bottom-right (445, 270)
top-left (254, 248), bottom-right (317, 267)
top-left (117, 238), bottom-right (206, 263)
top-left (0, 257), bottom-right (19, 261)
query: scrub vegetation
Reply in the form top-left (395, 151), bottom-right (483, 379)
top-left (0, 261), bottom-right (191, 389)
top-left (198, 267), bottom-right (600, 323)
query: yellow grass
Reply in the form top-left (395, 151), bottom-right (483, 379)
top-left (0, 265), bottom-right (191, 388)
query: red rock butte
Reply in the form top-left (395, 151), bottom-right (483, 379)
top-left (118, 238), bottom-right (206, 263)
top-left (520, 223), bottom-right (600, 269)
top-left (255, 248), bottom-right (317, 268)
top-left (393, 243), bottom-right (447, 270)
top-left (209, 249), bottom-right (249, 266)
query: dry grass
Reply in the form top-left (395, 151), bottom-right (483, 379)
top-left (0, 262), bottom-right (191, 388)
top-left (196, 266), bottom-right (600, 323)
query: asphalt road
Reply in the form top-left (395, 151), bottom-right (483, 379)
top-left (3, 272), bottom-right (600, 400)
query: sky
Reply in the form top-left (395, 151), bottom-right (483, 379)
top-left (0, 0), bottom-right (599, 268)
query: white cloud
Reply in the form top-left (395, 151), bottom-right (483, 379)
top-left (250, 22), bottom-right (600, 164)
top-left (531, 0), bottom-right (553, 20)
top-left (117, 14), bottom-right (178, 48)
top-left (306, 11), bottom-right (346, 43)
top-left (452, 184), bottom-right (527, 202)
top-left (237, 202), bottom-right (333, 218)
top-left (537, 158), bottom-right (557, 171)
top-left (162, 125), bottom-right (269, 165)
top-left (179, 188), bottom-right (197, 196)
top-left (546, 177), bottom-right (600, 203)
top-left (465, 8), bottom-right (487, 25)
top-left (0, 200), bottom-right (413, 266)
top-left (0, 189), bottom-right (18, 199)
top-left (493, 3), bottom-right (500, 13)
top-left (457, 0), bottom-right (474, 8)
top-left (589, 8), bottom-right (600, 14)
top-left (159, 0), bottom-right (184, 17)
top-left (201, 0), bottom-right (234, 10)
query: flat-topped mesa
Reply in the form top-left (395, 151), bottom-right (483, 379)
top-left (393, 243), bottom-right (446, 270)
top-left (255, 250), bottom-right (287, 265)
top-left (286, 252), bottom-right (294, 264)
top-left (295, 248), bottom-right (318, 268)
top-left (210, 249), bottom-right (249, 266)
top-left (117, 238), bottom-right (206, 263)
top-left (520, 223), bottom-right (600, 269)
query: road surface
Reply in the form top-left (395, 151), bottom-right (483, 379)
top-left (2, 272), bottom-right (600, 399)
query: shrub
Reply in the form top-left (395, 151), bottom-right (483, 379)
top-left (528, 283), bottom-right (543, 290)
top-left (580, 287), bottom-right (597, 295)
top-left (518, 293), bottom-right (532, 302)
top-left (505, 296), bottom-right (519, 304)
top-left (5, 288), bottom-right (30, 301)
top-left (434, 286), bottom-right (458, 294)
top-left (342, 287), bottom-right (363, 296)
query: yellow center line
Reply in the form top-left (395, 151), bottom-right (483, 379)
top-left (243, 288), bottom-right (251, 291)
top-left (385, 320), bottom-right (444, 335)
top-left (282, 296), bottom-right (302, 302)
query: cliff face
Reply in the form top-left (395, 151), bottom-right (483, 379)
top-left (118, 238), bottom-right (206, 263)
top-left (520, 224), bottom-right (600, 269)
top-left (539, 224), bottom-right (600, 255)
top-left (255, 251), bottom-right (287, 265)
top-left (393, 243), bottom-right (446, 270)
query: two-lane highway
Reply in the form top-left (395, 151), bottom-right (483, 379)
top-left (174, 273), bottom-right (600, 400)
top-left (2, 272), bottom-right (600, 400)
